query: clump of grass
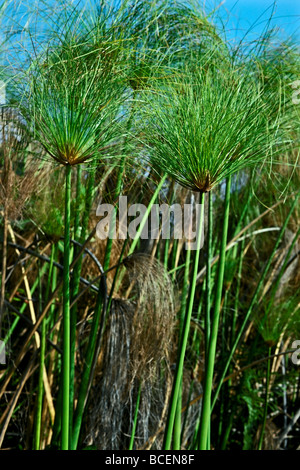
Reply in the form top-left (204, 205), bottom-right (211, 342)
top-left (123, 253), bottom-right (176, 382)
top-left (85, 253), bottom-right (176, 450)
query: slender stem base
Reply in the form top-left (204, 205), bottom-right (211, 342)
top-left (199, 176), bottom-right (231, 450)
top-left (163, 192), bottom-right (205, 450)
top-left (62, 164), bottom-right (72, 450)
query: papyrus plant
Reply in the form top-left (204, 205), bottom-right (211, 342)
top-left (17, 39), bottom-right (127, 449)
top-left (138, 59), bottom-right (289, 449)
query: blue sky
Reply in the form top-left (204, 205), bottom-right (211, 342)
top-left (215, 0), bottom-right (300, 42)
top-left (2, 0), bottom-right (300, 51)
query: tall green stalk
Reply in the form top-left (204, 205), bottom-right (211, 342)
top-left (204, 191), bottom-right (213, 449)
top-left (128, 382), bottom-right (142, 450)
top-left (205, 191), bottom-right (213, 359)
top-left (199, 175), bottom-right (231, 450)
top-left (231, 238), bottom-right (245, 350)
top-left (61, 163), bottom-right (72, 450)
top-left (173, 244), bottom-right (192, 449)
top-left (71, 275), bottom-right (106, 449)
top-left (163, 191), bottom-right (205, 450)
top-left (69, 165), bottom-right (83, 434)
top-left (69, 166), bottom-right (97, 436)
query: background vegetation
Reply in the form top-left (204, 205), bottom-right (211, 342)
top-left (0, 0), bottom-right (299, 450)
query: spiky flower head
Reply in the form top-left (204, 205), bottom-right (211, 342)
top-left (18, 39), bottom-right (127, 167)
top-left (139, 63), bottom-right (287, 192)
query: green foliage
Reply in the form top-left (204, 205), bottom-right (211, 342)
top-left (16, 33), bottom-right (128, 168)
top-left (240, 370), bottom-right (264, 450)
top-left (0, 0), bottom-right (299, 452)
top-left (138, 60), bottom-right (288, 193)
